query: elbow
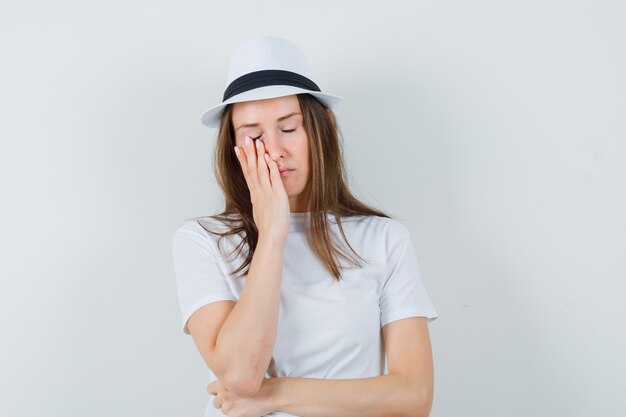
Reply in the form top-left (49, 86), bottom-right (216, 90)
top-left (210, 346), bottom-right (267, 397)
top-left (238, 375), bottom-right (264, 397)
top-left (226, 375), bottom-right (263, 397)
top-left (219, 369), bottom-right (264, 398)
top-left (407, 389), bottom-right (433, 417)
top-left (394, 373), bottom-right (433, 417)
top-left (227, 342), bottom-right (273, 397)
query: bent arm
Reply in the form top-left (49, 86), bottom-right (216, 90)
top-left (213, 234), bottom-right (285, 396)
top-left (257, 318), bottom-right (435, 416)
top-left (261, 375), bottom-right (430, 417)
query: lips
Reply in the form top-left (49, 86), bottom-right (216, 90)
top-left (278, 168), bottom-right (294, 173)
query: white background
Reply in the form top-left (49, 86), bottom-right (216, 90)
top-left (1, 1), bottom-right (624, 416)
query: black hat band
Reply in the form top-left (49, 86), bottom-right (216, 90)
top-left (222, 69), bottom-right (321, 102)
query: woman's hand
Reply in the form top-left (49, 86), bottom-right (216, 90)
top-left (235, 136), bottom-right (290, 242)
top-left (207, 377), bottom-right (276, 417)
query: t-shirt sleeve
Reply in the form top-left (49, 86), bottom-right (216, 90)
top-left (171, 221), bottom-right (237, 335)
top-left (379, 222), bottom-right (439, 327)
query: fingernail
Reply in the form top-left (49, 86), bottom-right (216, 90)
top-left (256, 139), bottom-right (261, 149)
top-left (234, 146), bottom-right (240, 156)
top-left (245, 136), bottom-right (251, 147)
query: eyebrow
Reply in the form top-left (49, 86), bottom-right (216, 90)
top-left (235, 112), bottom-right (301, 132)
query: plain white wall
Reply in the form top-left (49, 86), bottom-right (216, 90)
top-left (1, 1), bottom-right (624, 416)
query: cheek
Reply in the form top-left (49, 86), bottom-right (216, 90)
top-left (235, 136), bottom-right (246, 148)
top-left (294, 135), bottom-right (309, 162)
top-left (295, 148), bottom-right (309, 169)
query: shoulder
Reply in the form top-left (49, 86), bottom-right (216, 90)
top-left (171, 219), bottom-right (212, 255)
top-left (383, 217), bottom-right (411, 239)
top-left (350, 214), bottom-right (411, 239)
top-left (339, 215), bottom-right (412, 258)
top-left (171, 216), bottom-right (229, 250)
top-left (172, 215), bottom-right (244, 258)
top-left (173, 215), bottom-right (236, 238)
top-left (173, 218), bottom-right (201, 234)
top-left (173, 218), bottom-right (209, 240)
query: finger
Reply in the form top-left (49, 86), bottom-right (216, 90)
top-left (265, 152), bottom-right (282, 189)
top-left (213, 395), bottom-right (222, 408)
top-left (255, 139), bottom-right (271, 189)
top-left (207, 382), bottom-right (216, 395)
top-left (243, 136), bottom-right (261, 191)
top-left (237, 136), bottom-right (259, 194)
top-left (234, 145), bottom-right (251, 186)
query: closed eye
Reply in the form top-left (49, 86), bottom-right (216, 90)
top-left (251, 129), bottom-right (296, 141)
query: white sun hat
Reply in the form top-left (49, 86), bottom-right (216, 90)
top-left (200, 36), bottom-right (344, 128)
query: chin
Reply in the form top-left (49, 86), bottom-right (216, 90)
top-left (285, 184), bottom-right (305, 196)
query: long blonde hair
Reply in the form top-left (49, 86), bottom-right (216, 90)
top-left (192, 93), bottom-right (393, 281)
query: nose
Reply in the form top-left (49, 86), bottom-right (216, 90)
top-left (260, 131), bottom-right (285, 160)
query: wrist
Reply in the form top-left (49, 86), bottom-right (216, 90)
top-left (258, 233), bottom-right (286, 249)
top-left (259, 377), bottom-right (284, 413)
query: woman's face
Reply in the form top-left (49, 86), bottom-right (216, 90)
top-left (231, 94), bottom-right (310, 211)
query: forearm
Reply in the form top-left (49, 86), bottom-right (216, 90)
top-left (264, 374), bottom-right (427, 417)
top-left (214, 234), bottom-right (284, 394)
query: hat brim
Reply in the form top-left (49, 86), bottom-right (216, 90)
top-left (200, 85), bottom-right (344, 128)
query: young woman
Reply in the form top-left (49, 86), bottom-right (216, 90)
top-left (172, 36), bottom-right (439, 417)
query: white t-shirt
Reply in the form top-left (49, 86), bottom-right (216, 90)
top-left (171, 211), bottom-right (439, 417)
